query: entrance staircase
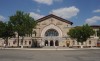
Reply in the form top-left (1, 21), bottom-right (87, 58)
top-left (43, 46), bottom-right (69, 49)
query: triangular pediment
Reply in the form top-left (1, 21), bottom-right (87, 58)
top-left (36, 14), bottom-right (73, 25)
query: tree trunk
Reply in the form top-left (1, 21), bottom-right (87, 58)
top-left (21, 36), bottom-right (24, 48)
top-left (4, 37), bottom-right (8, 47)
top-left (17, 34), bottom-right (19, 47)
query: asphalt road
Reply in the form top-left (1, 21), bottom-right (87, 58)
top-left (0, 49), bottom-right (100, 61)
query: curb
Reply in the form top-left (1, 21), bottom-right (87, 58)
top-left (1, 48), bottom-right (100, 51)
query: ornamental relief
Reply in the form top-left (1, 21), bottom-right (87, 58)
top-left (42, 22), bottom-right (47, 25)
top-left (56, 22), bottom-right (62, 25)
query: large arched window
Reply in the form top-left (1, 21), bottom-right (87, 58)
top-left (45, 29), bottom-right (59, 36)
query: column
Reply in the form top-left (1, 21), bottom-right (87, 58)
top-left (54, 41), bottom-right (55, 46)
top-left (48, 41), bottom-right (50, 46)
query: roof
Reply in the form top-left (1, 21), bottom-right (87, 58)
top-left (75, 25), bottom-right (100, 28)
top-left (90, 25), bottom-right (100, 28)
top-left (36, 14), bottom-right (73, 25)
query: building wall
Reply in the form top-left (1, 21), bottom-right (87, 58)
top-left (34, 18), bottom-right (71, 37)
top-left (0, 16), bottom-right (99, 48)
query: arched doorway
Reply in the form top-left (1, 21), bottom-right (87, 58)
top-left (50, 40), bottom-right (54, 46)
top-left (44, 29), bottom-right (59, 46)
top-left (55, 40), bottom-right (59, 46)
top-left (45, 40), bottom-right (48, 46)
top-left (66, 41), bottom-right (70, 47)
top-left (31, 39), bottom-right (38, 47)
top-left (97, 39), bottom-right (100, 47)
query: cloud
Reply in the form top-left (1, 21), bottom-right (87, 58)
top-left (33, 0), bottom-right (63, 5)
top-left (37, 9), bottom-right (40, 13)
top-left (50, 6), bottom-right (79, 19)
top-left (55, 0), bottom-right (63, 2)
top-left (0, 15), bottom-right (5, 21)
top-left (93, 9), bottom-right (100, 13)
top-left (85, 16), bottom-right (100, 25)
top-left (29, 12), bottom-right (44, 20)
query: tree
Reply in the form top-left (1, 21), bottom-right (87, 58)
top-left (68, 24), bottom-right (95, 48)
top-left (97, 28), bottom-right (100, 38)
top-left (9, 11), bottom-right (24, 47)
top-left (9, 11), bottom-right (37, 47)
top-left (22, 13), bottom-right (37, 36)
top-left (0, 21), bottom-right (15, 46)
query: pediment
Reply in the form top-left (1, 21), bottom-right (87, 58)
top-left (36, 14), bottom-right (73, 25)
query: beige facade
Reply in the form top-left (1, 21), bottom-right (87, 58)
top-left (0, 14), bottom-right (99, 48)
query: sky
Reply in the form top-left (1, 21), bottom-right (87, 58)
top-left (0, 0), bottom-right (100, 26)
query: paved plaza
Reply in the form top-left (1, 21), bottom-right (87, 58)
top-left (0, 49), bottom-right (100, 61)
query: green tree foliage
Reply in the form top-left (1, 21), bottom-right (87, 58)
top-left (9, 11), bottom-right (37, 46)
top-left (68, 24), bottom-right (95, 44)
top-left (22, 13), bottom-right (37, 36)
top-left (97, 28), bottom-right (100, 38)
top-left (0, 21), bottom-right (15, 45)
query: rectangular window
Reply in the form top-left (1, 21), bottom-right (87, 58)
top-left (21, 39), bottom-right (23, 45)
top-left (89, 41), bottom-right (91, 45)
top-left (77, 42), bottom-right (79, 45)
top-left (29, 41), bottom-right (31, 45)
top-left (13, 40), bottom-right (16, 44)
top-left (25, 41), bottom-right (27, 45)
top-left (73, 41), bottom-right (75, 45)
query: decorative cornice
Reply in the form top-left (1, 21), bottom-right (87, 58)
top-left (36, 14), bottom-right (73, 25)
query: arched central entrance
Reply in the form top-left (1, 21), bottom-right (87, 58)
top-left (45, 29), bottom-right (59, 46)
top-left (41, 24), bottom-right (62, 46)
top-left (50, 40), bottom-right (54, 46)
